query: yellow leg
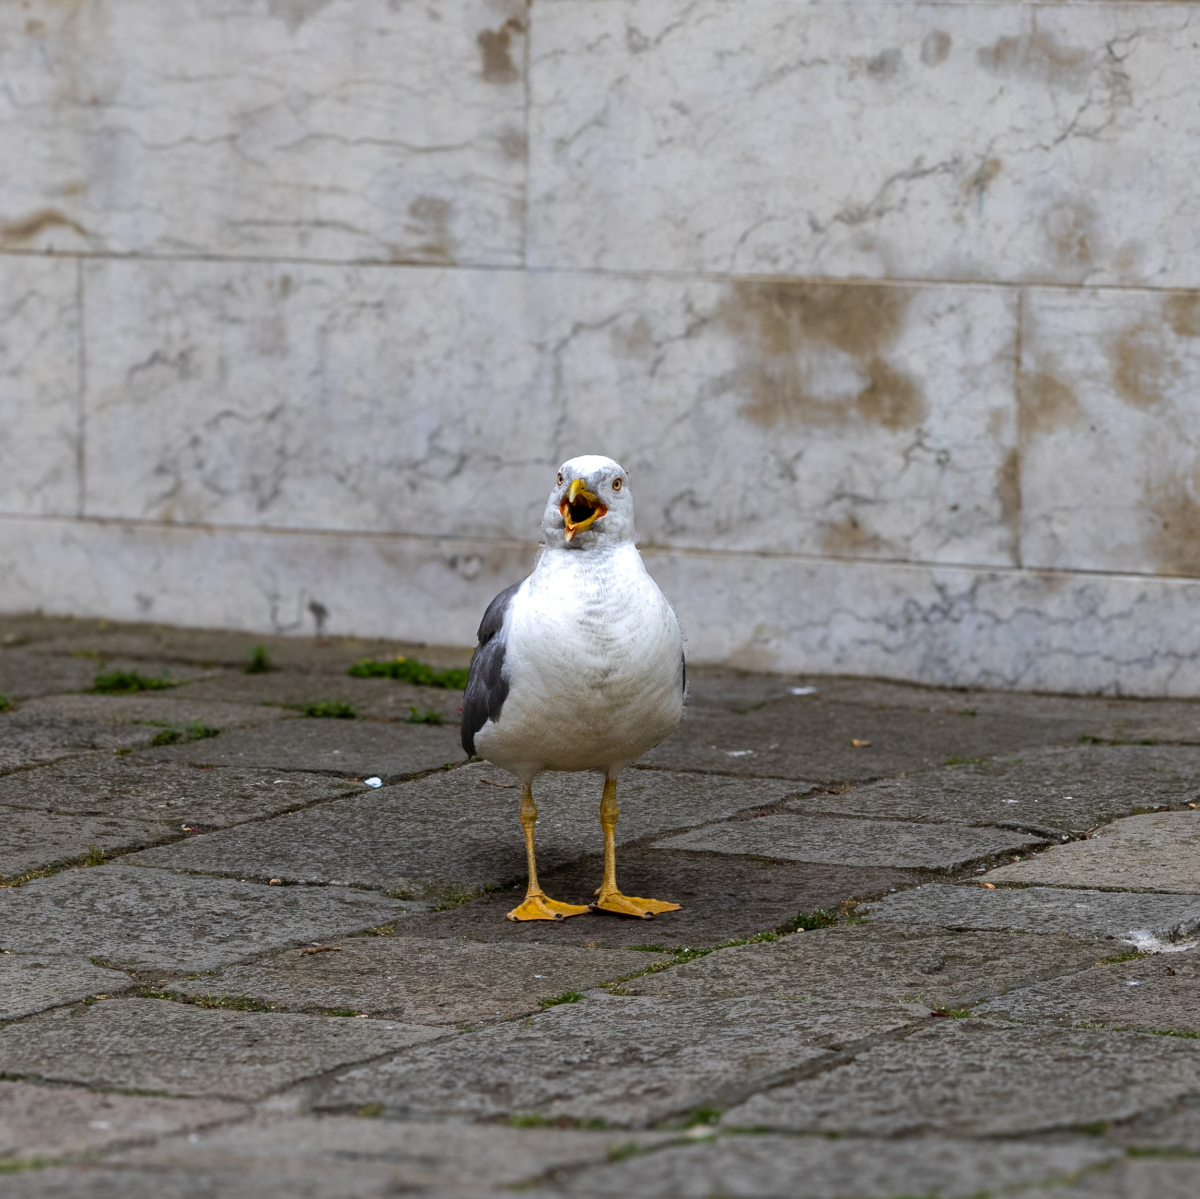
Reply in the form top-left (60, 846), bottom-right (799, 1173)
top-left (591, 778), bottom-right (682, 919)
top-left (507, 784), bottom-right (589, 922)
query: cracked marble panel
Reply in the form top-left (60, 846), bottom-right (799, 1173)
top-left (0, 256), bottom-right (79, 517)
top-left (530, 2), bottom-right (1200, 287)
top-left (0, 0), bottom-right (525, 263)
top-left (83, 261), bottom-right (1018, 567)
top-left (4, 516), bottom-right (1200, 696)
top-left (1020, 288), bottom-right (1200, 577)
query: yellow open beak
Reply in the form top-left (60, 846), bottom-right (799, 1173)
top-left (560, 478), bottom-right (607, 541)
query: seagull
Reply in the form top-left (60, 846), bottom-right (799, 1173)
top-left (461, 455), bottom-right (686, 921)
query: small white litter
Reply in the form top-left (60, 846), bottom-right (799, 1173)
top-left (725, 750), bottom-right (754, 757)
top-left (364, 777), bottom-right (383, 788)
top-left (791, 686), bottom-right (818, 696)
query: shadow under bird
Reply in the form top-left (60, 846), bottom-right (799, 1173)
top-left (461, 455), bottom-right (686, 921)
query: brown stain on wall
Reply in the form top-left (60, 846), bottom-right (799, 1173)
top-left (478, 17), bottom-right (525, 84)
top-left (718, 281), bottom-right (926, 431)
top-left (1, 208), bottom-right (87, 248)
top-left (406, 195), bottom-right (453, 264)
top-left (822, 514), bottom-right (885, 557)
top-left (1148, 482), bottom-right (1200, 577)
top-left (977, 30), bottom-right (1091, 88)
top-left (920, 30), bottom-right (952, 67)
top-left (1021, 371), bottom-right (1082, 438)
top-left (1164, 293), bottom-right (1200, 339)
top-left (995, 445), bottom-right (1021, 544)
top-left (1111, 325), bottom-right (1166, 409)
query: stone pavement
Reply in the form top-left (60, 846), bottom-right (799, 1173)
top-left (2, 617), bottom-right (1200, 1198)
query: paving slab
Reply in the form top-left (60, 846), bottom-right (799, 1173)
top-left (0, 863), bottom-right (417, 971)
top-left (0, 714), bottom-right (158, 773)
top-left (18, 691), bottom-right (294, 730)
top-left (0, 807), bottom-right (178, 878)
top-left (541, 1134), bottom-right (1121, 1199)
top-left (642, 697), bottom-right (1113, 782)
top-left (988, 810), bottom-right (1200, 893)
top-left (21, 622), bottom-right (470, 676)
top-left (180, 671), bottom-right (466, 723)
top-left (0, 1079), bottom-right (248, 1162)
top-left (0, 753), bottom-right (359, 825)
top-left (725, 1020), bottom-right (1200, 1136)
top-left (626, 924), bottom-right (1112, 1011)
top-left (0, 997), bottom-right (444, 1100)
top-left (977, 951), bottom-right (1200, 1035)
top-left (315, 992), bottom-right (913, 1127)
top-left (400, 848), bottom-right (917, 949)
top-left (169, 938), bottom-right (670, 1025)
top-left (1, 954), bottom-right (132, 1020)
top-left (1039, 1157), bottom-right (1200, 1198)
top-left (865, 884), bottom-right (1200, 948)
top-left (1103, 1098), bottom-right (1200, 1152)
top-left (134, 765), bottom-right (800, 898)
top-left (0, 649), bottom-right (105, 699)
top-left (10, 1121), bottom-right (669, 1199)
top-left (142, 718), bottom-right (464, 779)
top-left (788, 744), bottom-right (1200, 836)
top-left (654, 813), bottom-right (1046, 870)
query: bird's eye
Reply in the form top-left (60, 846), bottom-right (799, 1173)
top-left (556, 472), bottom-right (563, 486)
top-left (612, 477), bottom-right (622, 491)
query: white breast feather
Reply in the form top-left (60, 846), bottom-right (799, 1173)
top-left (473, 543), bottom-right (683, 780)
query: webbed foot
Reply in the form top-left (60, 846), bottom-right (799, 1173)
top-left (590, 890), bottom-right (682, 919)
top-left (506, 893), bottom-right (590, 922)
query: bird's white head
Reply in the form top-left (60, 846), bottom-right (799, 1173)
top-left (541, 455), bottom-right (635, 549)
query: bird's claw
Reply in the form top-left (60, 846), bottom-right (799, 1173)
top-left (506, 893), bottom-right (590, 922)
top-left (590, 891), bottom-right (682, 919)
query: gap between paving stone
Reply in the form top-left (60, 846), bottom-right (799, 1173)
top-left (975, 951), bottom-right (1200, 1036)
top-left (865, 884), bottom-right (1200, 950)
top-left (521, 1133), bottom-right (1125, 1199)
top-left (0, 954), bottom-right (134, 1021)
top-left (165, 939), bottom-right (675, 1025)
top-left (0, 863), bottom-right (421, 971)
top-left (0, 998), bottom-right (448, 1102)
top-left (722, 1020), bottom-right (1200, 1138)
top-left (986, 809), bottom-right (1200, 894)
top-left (652, 813), bottom-right (1049, 871)
top-left (0, 1079), bottom-right (251, 1163)
top-left (140, 719), bottom-right (466, 782)
top-left (786, 744), bottom-right (1200, 839)
top-left (311, 991), bottom-right (923, 1127)
top-left (130, 765), bottom-right (803, 900)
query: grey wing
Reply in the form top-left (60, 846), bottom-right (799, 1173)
top-left (460, 579), bottom-right (523, 757)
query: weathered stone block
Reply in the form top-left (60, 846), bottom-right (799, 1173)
top-left (0, 0), bottom-right (525, 264)
top-left (977, 952), bottom-right (1200, 1036)
top-left (723, 1021), bottom-right (1200, 1135)
top-left (865, 883), bottom-right (1200, 947)
top-left (316, 992), bottom-right (911, 1125)
top-left (530, 2), bottom-right (1200, 288)
top-left (986, 810), bottom-right (1200, 893)
top-left (0, 256), bottom-right (79, 517)
top-left (142, 717), bottom-right (464, 780)
top-left (0, 998), bottom-right (443, 1100)
top-left (0, 808), bottom-right (175, 879)
top-left (169, 938), bottom-right (671, 1025)
top-left (654, 814), bottom-right (1046, 870)
top-left (0, 1080), bottom-right (247, 1163)
top-left (627, 924), bottom-right (1111, 1011)
top-left (545, 1134), bottom-right (1120, 1199)
top-left (0, 753), bottom-right (358, 827)
top-left (134, 764), bottom-right (796, 894)
top-left (788, 745), bottom-right (1200, 836)
top-left (0, 954), bottom-right (132, 1020)
top-left (0, 863), bottom-right (414, 971)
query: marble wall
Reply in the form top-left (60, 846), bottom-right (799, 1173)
top-left (2, 0), bottom-right (1199, 695)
